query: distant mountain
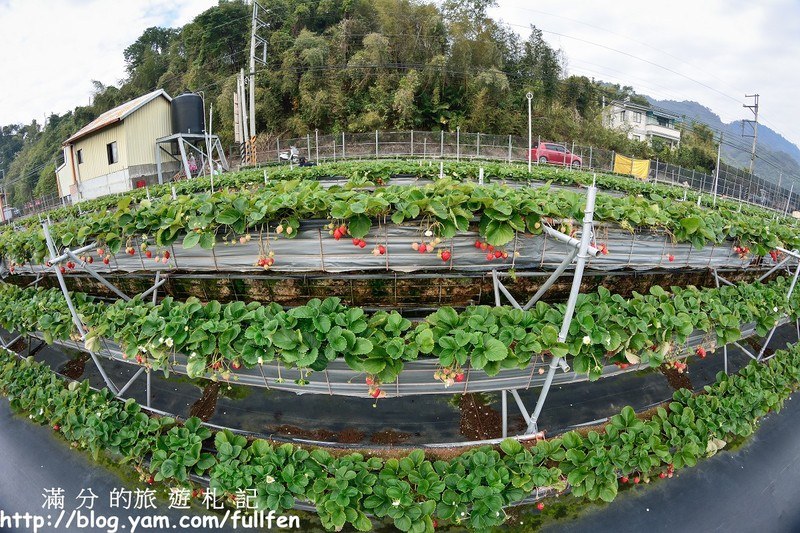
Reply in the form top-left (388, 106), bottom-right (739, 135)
top-left (646, 98), bottom-right (800, 185)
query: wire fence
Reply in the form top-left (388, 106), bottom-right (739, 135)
top-left (251, 130), bottom-right (799, 214)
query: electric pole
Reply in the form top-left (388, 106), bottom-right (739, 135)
top-left (742, 93), bottom-right (759, 175)
top-left (248, 0), bottom-right (269, 165)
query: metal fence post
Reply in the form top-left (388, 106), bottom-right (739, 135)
top-left (589, 146), bottom-right (593, 169)
top-left (508, 135), bottom-right (512, 163)
top-left (476, 132), bottom-right (481, 158)
top-left (440, 130), bottom-right (444, 158)
top-left (375, 130), bottom-right (379, 159)
top-left (410, 130), bottom-right (414, 157)
top-left (315, 129), bottom-right (319, 164)
top-left (342, 132), bottom-right (345, 160)
top-left (456, 126), bottom-right (460, 161)
top-left (306, 133), bottom-right (311, 160)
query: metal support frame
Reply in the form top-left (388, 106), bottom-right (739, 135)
top-left (24, 221), bottom-right (166, 405)
top-left (494, 182), bottom-right (598, 436)
top-left (713, 253), bottom-right (800, 366)
top-left (155, 134), bottom-right (229, 184)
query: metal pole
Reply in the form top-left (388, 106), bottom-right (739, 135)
top-left (146, 369), bottom-right (151, 408)
top-left (456, 126), bottom-right (460, 161)
top-left (524, 249), bottom-right (578, 310)
top-left (315, 129), bottom-right (319, 164)
top-left (526, 92), bottom-right (533, 173)
top-left (501, 390), bottom-right (508, 438)
top-left (65, 251), bottom-right (130, 301)
top-left (785, 183), bottom-right (794, 216)
top-left (476, 132), bottom-right (480, 158)
top-left (410, 130), bottom-right (414, 157)
top-left (375, 130), bottom-right (379, 159)
top-left (508, 135), bottom-right (512, 163)
top-left (42, 222), bottom-right (118, 393)
top-left (712, 138), bottom-right (722, 206)
top-left (307, 134), bottom-right (311, 161)
top-left (526, 183), bottom-right (597, 434)
top-left (248, 4), bottom-right (257, 144)
top-left (440, 130), bottom-right (444, 158)
top-left (115, 367), bottom-right (145, 397)
top-left (589, 146), bottom-right (593, 169)
top-left (342, 132), bottom-right (346, 160)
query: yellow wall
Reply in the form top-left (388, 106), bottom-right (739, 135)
top-left (72, 122), bottom-right (127, 183)
top-left (124, 97), bottom-right (172, 166)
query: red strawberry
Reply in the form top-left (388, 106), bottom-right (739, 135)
top-left (494, 250), bottom-right (503, 259)
top-left (87, 256), bottom-right (94, 264)
top-left (128, 247), bottom-right (135, 255)
top-left (97, 248), bottom-right (104, 256)
top-left (378, 245), bottom-right (386, 255)
top-left (352, 238), bottom-right (360, 246)
top-left (659, 472), bottom-right (666, 479)
top-left (232, 360), bottom-right (241, 370)
top-left (145, 250), bottom-right (152, 259)
top-left (667, 254), bottom-right (675, 262)
top-left (536, 502), bottom-right (545, 511)
top-left (480, 242), bottom-right (488, 250)
top-left (486, 252), bottom-right (494, 261)
top-left (103, 257), bottom-right (110, 265)
top-left (146, 475), bottom-right (155, 485)
top-left (333, 229), bottom-right (341, 240)
top-left (212, 361), bottom-right (222, 370)
top-left (454, 372), bottom-right (465, 382)
top-left (474, 240), bottom-right (482, 248)
top-left (365, 376), bottom-right (375, 386)
top-left (164, 250), bottom-right (170, 259)
top-left (53, 424), bottom-right (60, 432)
top-left (370, 388), bottom-right (382, 398)
top-left (621, 476), bottom-right (629, 483)
top-left (696, 346), bottom-right (706, 358)
top-left (339, 225), bottom-right (347, 235)
top-left (501, 251), bottom-right (508, 259)
top-left (488, 245), bottom-right (495, 252)
top-left (358, 240), bottom-right (367, 249)
top-left (419, 244), bottom-right (427, 254)
top-left (59, 266), bottom-right (66, 274)
top-left (441, 250), bottom-right (451, 262)
top-left (633, 476), bottom-right (640, 484)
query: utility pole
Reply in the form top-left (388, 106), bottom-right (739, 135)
top-left (742, 93), bottom-right (759, 175)
top-left (248, 0), bottom-right (269, 166)
top-left (712, 132), bottom-right (722, 206)
top-left (526, 92), bottom-right (533, 173)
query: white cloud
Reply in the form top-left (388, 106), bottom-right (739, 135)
top-left (489, 0), bottom-right (800, 146)
top-left (0, 0), bottom-right (216, 125)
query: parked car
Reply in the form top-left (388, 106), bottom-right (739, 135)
top-left (530, 142), bottom-right (582, 167)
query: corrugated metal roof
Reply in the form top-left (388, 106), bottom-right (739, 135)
top-left (63, 89), bottom-right (172, 145)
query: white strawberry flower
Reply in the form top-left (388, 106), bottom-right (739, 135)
top-left (582, 335), bottom-right (591, 345)
top-left (165, 338), bottom-right (174, 348)
top-left (392, 500), bottom-right (401, 507)
top-left (158, 337), bottom-right (164, 344)
top-left (257, 357), bottom-right (264, 365)
top-left (184, 326), bottom-right (189, 331)
top-left (190, 352), bottom-right (197, 357)
top-left (265, 475), bottom-right (275, 484)
top-left (774, 307), bottom-right (779, 312)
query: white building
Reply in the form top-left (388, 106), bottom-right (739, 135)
top-left (56, 90), bottom-right (178, 201)
top-left (603, 99), bottom-right (681, 148)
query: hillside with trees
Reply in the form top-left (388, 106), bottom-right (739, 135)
top-left (0, 0), bottom-right (784, 205)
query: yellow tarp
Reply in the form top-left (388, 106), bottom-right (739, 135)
top-left (613, 154), bottom-right (651, 180)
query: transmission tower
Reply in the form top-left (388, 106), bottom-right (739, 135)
top-left (742, 93), bottom-right (759, 176)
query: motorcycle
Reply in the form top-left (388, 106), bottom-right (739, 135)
top-left (278, 146), bottom-right (316, 167)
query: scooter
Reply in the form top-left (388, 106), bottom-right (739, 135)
top-left (279, 146), bottom-right (300, 164)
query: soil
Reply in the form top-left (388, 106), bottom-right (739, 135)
top-left (58, 353), bottom-right (89, 380)
top-left (458, 393), bottom-right (526, 440)
top-left (189, 381), bottom-right (220, 421)
top-left (660, 365), bottom-right (693, 391)
top-left (370, 429), bottom-right (412, 446)
top-left (745, 337), bottom-right (774, 359)
top-left (10, 268), bottom-right (770, 310)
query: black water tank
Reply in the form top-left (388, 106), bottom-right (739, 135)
top-left (171, 93), bottom-right (205, 135)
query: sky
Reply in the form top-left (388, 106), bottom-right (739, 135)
top-left (489, 0), bottom-right (800, 147)
top-left (0, 0), bottom-right (798, 147)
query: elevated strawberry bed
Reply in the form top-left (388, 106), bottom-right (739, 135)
top-left (0, 277), bottom-right (794, 395)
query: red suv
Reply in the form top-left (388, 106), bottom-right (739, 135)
top-left (531, 142), bottom-right (582, 167)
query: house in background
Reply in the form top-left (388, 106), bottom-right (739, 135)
top-left (56, 89), bottom-right (179, 201)
top-left (602, 98), bottom-right (682, 149)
